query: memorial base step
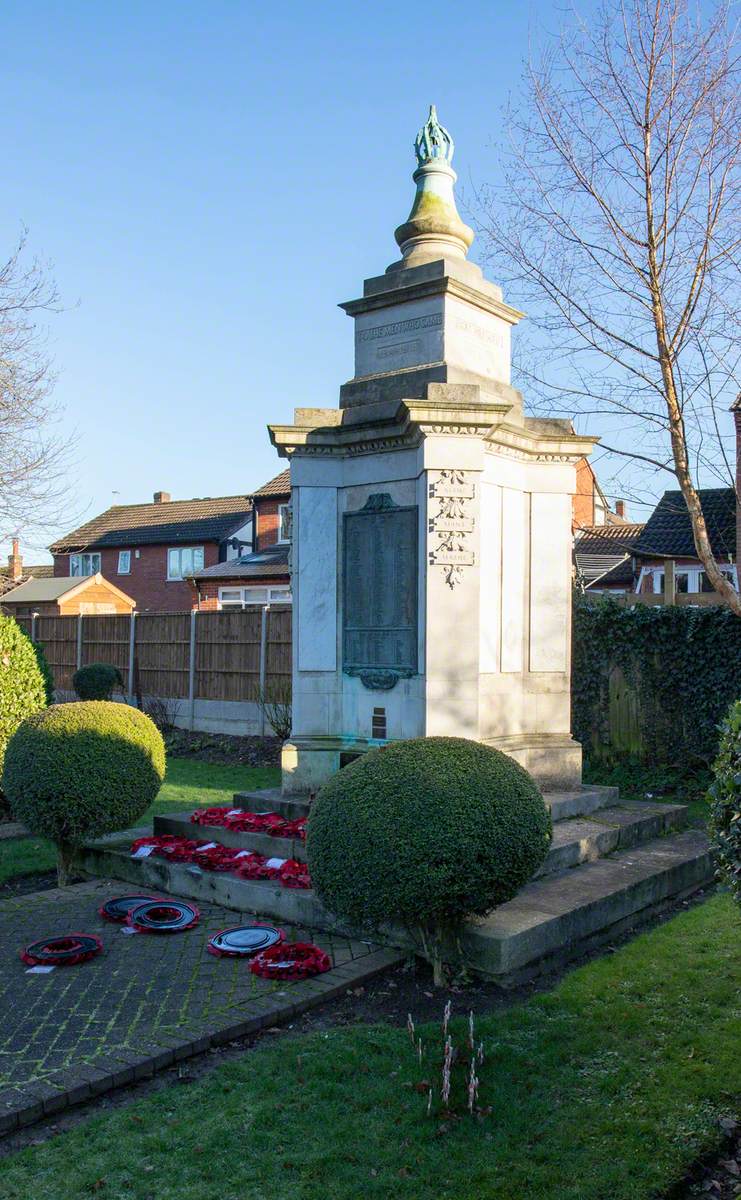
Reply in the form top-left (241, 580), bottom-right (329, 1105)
top-left (76, 788), bottom-right (714, 984)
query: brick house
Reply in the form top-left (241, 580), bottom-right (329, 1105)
top-left (50, 492), bottom-right (253, 613)
top-left (575, 489), bottom-right (737, 595)
top-left (189, 470), bottom-right (291, 610)
top-left (572, 456), bottom-right (624, 531)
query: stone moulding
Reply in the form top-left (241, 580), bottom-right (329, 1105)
top-left (343, 666), bottom-right (416, 691)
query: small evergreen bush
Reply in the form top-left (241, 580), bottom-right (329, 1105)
top-left (708, 698), bottom-right (741, 908)
top-left (3, 701), bottom-right (166, 883)
top-left (32, 641), bottom-right (55, 705)
top-left (0, 614), bottom-right (47, 780)
top-left (306, 736), bottom-right (552, 983)
top-left (73, 662), bottom-right (124, 700)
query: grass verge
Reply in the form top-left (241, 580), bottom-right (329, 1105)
top-left (0, 758), bottom-right (280, 885)
top-left (2, 892), bottom-right (739, 1200)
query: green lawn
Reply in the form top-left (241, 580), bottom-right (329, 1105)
top-left (0, 758), bottom-right (280, 885)
top-left (3, 892), bottom-right (739, 1200)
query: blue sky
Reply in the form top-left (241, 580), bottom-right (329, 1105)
top-left (0, 1), bottom-right (728, 560)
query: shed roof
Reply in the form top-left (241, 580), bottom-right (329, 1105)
top-left (1, 573), bottom-right (135, 606)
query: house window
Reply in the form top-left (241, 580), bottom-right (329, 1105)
top-left (278, 503), bottom-right (292, 543)
top-left (70, 553), bottom-right (101, 577)
top-left (167, 546), bottom-right (204, 580)
top-left (637, 565), bottom-right (737, 594)
top-left (118, 550), bottom-right (131, 574)
top-left (218, 585), bottom-right (292, 609)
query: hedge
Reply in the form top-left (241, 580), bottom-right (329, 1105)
top-left (572, 597), bottom-right (741, 772)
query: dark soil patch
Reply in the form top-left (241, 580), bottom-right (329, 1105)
top-left (163, 729), bottom-right (281, 768)
top-left (0, 870), bottom-right (58, 898)
top-left (670, 1118), bottom-right (740, 1198)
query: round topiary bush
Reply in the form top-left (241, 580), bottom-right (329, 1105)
top-left (73, 662), bottom-right (124, 701)
top-left (2, 701), bottom-right (166, 883)
top-left (306, 736), bottom-right (552, 983)
top-left (0, 614), bottom-right (47, 783)
top-left (708, 697), bottom-right (741, 909)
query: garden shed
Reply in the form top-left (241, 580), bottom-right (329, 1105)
top-left (0, 573), bottom-right (135, 619)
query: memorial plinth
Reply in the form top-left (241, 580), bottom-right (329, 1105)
top-left (269, 106), bottom-right (596, 795)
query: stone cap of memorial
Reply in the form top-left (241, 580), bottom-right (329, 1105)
top-left (393, 105), bottom-right (475, 268)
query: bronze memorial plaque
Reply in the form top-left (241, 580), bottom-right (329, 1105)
top-left (343, 494), bottom-right (418, 686)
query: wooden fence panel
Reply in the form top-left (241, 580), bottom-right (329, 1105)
top-left (195, 609), bottom-right (262, 702)
top-left (35, 615), bottom-right (78, 691)
top-left (81, 615), bottom-right (131, 688)
top-left (135, 613), bottom-right (191, 699)
top-left (607, 665), bottom-right (642, 757)
top-left (265, 606), bottom-right (292, 699)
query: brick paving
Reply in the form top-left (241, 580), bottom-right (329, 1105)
top-left (0, 879), bottom-right (402, 1133)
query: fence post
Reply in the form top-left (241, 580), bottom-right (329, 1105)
top-left (76, 614), bottom-right (84, 672)
top-left (128, 611), bottom-right (137, 704)
top-left (665, 559), bottom-right (676, 605)
top-left (188, 610), bottom-right (197, 731)
top-left (31, 611), bottom-right (38, 643)
top-left (258, 604), bottom-right (269, 736)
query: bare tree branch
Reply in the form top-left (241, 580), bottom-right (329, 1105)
top-left (476, 0), bottom-right (740, 611)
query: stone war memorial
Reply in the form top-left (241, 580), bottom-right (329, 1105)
top-left (271, 105), bottom-right (595, 796)
top-left (79, 107), bottom-right (712, 984)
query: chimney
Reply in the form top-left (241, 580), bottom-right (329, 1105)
top-left (153, 491), bottom-right (171, 504)
top-left (7, 537), bottom-right (22, 582)
top-left (615, 500), bottom-right (626, 519)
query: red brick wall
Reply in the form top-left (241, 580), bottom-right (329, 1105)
top-left (192, 575), bottom-right (290, 611)
top-left (572, 458), bottom-right (596, 530)
top-left (254, 497), bottom-right (289, 551)
top-left (53, 542), bottom-right (220, 612)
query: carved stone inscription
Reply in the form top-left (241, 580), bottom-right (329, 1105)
top-left (343, 494), bottom-right (418, 679)
top-left (428, 470), bottom-right (476, 588)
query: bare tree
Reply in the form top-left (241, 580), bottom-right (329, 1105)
top-left (0, 230), bottom-right (72, 548)
top-left (477, 0), bottom-right (740, 611)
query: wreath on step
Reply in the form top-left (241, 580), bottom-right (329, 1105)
top-left (249, 941), bottom-right (331, 980)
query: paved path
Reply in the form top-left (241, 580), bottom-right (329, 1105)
top-left (0, 879), bottom-right (401, 1134)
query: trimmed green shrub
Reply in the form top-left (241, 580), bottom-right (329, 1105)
top-left (2, 701), bottom-right (166, 883)
top-left (0, 614), bottom-right (47, 781)
top-left (73, 662), bottom-right (124, 701)
top-left (32, 641), bottom-right (55, 705)
top-left (708, 698), bottom-right (741, 908)
top-left (306, 736), bottom-right (552, 983)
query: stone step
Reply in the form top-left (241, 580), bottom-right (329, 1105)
top-left (154, 810), bottom-right (307, 863)
top-left (461, 828), bottom-right (714, 983)
top-left (537, 801), bottom-right (687, 876)
top-left (544, 784), bottom-right (619, 822)
top-left (77, 822), bottom-right (712, 985)
top-left (154, 799), bottom-right (688, 875)
top-left (231, 789), bottom-right (312, 820)
top-left (232, 785), bottom-right (618, 825)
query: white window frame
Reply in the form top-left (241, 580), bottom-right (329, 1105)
top-left (117, 550), bottom-right (131, 574)
top-left (167, 546), bottom-right (204, 581)
top-left (636, 564), bottom-right (738, 594)
top-left (218, 585), bottom-right (292, 609)
top-left (277, 503), bottom-right (291, 544)
top-left (70, 552), bottom-right (101, 577)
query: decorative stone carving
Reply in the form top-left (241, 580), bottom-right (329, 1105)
top-left (344, 666), bottom-right (415, 691)
top-left (428, 469), bottom-right (475, 588)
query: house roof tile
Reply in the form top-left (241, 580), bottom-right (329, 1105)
top-left (252, 469), bottom-right (291, 498)
top-left (50, 496), bottom-right (253, 552)
top-left (632, 488), bottom-right (736, 559)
